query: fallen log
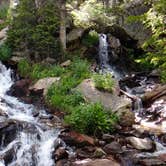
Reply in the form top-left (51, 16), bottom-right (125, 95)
top-left (120, 89), bottom-right (138, 101)
top-left (141, 85), bottom-right (166, 105)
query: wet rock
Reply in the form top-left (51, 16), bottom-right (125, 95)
top-left (76, 149), bottom-right (92, 159)
top-left (60, 60), bottom-right (71, 67)
top-left (55, 147), bottom-right (68, 161)
top-left (158, 153), bottom-right (166, 162)
top-left (56, 159), bottom-right (72, 166)
top-left (0, 121), bottom-right (10, 130)
top-left (102, 134), bottom-right (115, 142)
top-left (72, 159), bottom-right (120, 166)
top-left (10, 79), bottom-right (31, 97)
top-left (76, 79), bottom-right (134, 126)
top-left (0, 122), bottom-right (18, 146)
top-left (103, 141), bottom-right (123, 154)
top-left (138, 158), bottom-right (166, 166)
top-left (109, 35), bottom-right (121, 49)
top-left (29, 77), bottom-right (60, 96)
top-left (126, 137), bottom-right (154, 151)
top-left (59, 131), bottom-right (95, 147)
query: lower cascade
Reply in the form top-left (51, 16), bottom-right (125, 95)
top-left (0, 62), bottom-right (61, 166)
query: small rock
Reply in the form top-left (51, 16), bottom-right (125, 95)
top-left (72, 159), bottom-right (120, 166)
top-left (159, 153), bottom-right (166, 162)
top-left (42, 57), bottom-right (56, 64)
top-left (93, 148), bottom-right (106, 158)
top-left (9, 56), bottom-right (24, 64)
top-left (76, 149), bottom-right (91, 159)
top-left (59, 131), bottom-right (95, 147)
top-left (126, 137), bottom-right (154, 151)
top-left (56, 159), bottom-right (71, 166)
top-left (60, 60), bottom-right (71, 67)
top-left (103, 141), bottom-right (123, 154)
top-left (0, 27), bottom-right (8, 40)
top-left (102, 134), bottom-right (115, 142)
top-left (55, 147), bottom-right (68, 161)
top-left (138, 158), bottom-right (166, 166)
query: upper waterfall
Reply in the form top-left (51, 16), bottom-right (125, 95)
top-left (98, 34), bottom-right (122, 80)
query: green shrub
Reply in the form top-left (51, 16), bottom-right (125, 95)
top-left (18, 59), bottom-right (31, 77)
top-left (65, 103), bottom-right (118, 135)
top-left (0, 43), bottom-right (12, 61)
top-left (82, 30), bottom-right (99, 47)
top-left (18, 59), bottom-right (66, 79)
top-left (92, 73), bottom-right (114, 92)
top-left (70, 57), bottom-right (90, 79)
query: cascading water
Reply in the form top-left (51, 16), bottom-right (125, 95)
top-left (99, 34), bottom-right (123, 79)
top-left (0, 62), bottom-right (61, 166)
top-left (98, 34), bottom-right (166, 162)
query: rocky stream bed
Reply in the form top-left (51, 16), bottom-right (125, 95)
top-left (0, 35), bottom-right (165, 166)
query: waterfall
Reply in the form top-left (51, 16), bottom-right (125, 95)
top-left (98, 34), bottom-right (122, 79)
top-left (0, 62), bottom-right (61, 166)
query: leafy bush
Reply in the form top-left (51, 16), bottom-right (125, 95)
top-left (46, 57), bottom-right (91, 111)
top-left (65, 103), bottom-right (118, 135)
top-left (92, 73), bottom-right (114, 92)
top-left (18, 59), bottom-right (31, 77)
top-left (0, 43), bottom-right (12, 61)
top-left (82, 30), bottom-right (99, 47)
top-left (70, 57), bottom-right (90, 79)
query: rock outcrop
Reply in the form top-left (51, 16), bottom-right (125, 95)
top-left (76, 79), bottom-right (135, 126)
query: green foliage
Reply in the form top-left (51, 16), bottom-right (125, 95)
top-left (65, 103), bottom-right (118, 135)
top-left (70, 57), bottom-right (90, 80)
top-left (126, 0), bottom-right (166, 80)
top-left (18, 59), bottom-right (32, 77)
top-left (160, 63), bottom-right (166, 83)
top-left (0, 43), bottom-right (12, 61)
top-left (82, 30), bottom-right (99, 47)
top-left (46, 57), bottom-right (90, 111)
top-left (92, 73), bottom-right (114, 92)
top-left (18, 59), bottom-right (65, 79)
top-left (7, 0), bottom-right (60, 60)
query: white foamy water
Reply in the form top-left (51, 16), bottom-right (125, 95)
top-left (99, 34), bottom-right (122, 79)
top-left (0, 62), bottom-right (60, 166)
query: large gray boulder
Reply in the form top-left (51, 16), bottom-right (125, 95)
top-left (76, 79), bottom-right (135, 126)
top-left (29, 77), bottom-right (60, 96)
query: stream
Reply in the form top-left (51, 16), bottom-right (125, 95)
top-left (0, 62), bottom-right (63, 166)
top-left (0, 34), bottom-right (165, 166)
top-left (99, 34), bottom-right (166, 164)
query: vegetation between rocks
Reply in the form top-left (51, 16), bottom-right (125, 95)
top-left (93, 73), bottom-right (114, 93)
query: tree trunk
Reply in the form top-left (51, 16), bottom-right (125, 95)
top-left (59, 1), bottom-right (66, 53)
